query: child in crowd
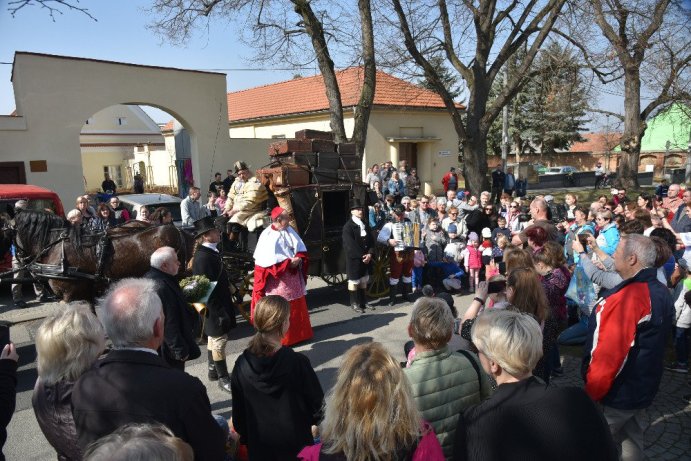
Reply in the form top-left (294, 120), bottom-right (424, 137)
top-left (443, 223), bottom-right (465, 265)
top-left (491, 216), bottom-right (511, 243)
top-left (424, 217), bottom-right (447, 263)
top-left (493, 234), bottom-right (509, 262)
top-left (462, 232), bottom-right (482, 292)
top-left (481, 228), bottom-right (493, 265)
top-left (412, 249), bottom-right (426, 293)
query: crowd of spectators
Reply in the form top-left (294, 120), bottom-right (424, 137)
top-left (2, 175), bottom-right (690, 461)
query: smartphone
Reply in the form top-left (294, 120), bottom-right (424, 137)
top-left (487, 280), bottom-right (507, 294)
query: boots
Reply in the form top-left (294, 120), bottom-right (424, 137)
top-left (214, 359), bottom-right (232, 393)
top-left (388, 284), bottom-right (398, 306)
top-left (359, 288), bottom-right (375, 311)
top-left (402, 283), bottom-right (412, 302)
top-left (207, 350), bottom-right (218, 381)
top-left (350, 290), bottom-right (364, 313)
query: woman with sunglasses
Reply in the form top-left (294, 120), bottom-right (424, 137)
top-left (506, 201), bottom-right (522, 233)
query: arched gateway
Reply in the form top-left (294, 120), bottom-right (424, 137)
top-left (0, 52), bottom-right (233, 202)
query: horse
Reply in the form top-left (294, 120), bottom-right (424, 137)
top-left (10, 210), bottom-right (190, 302)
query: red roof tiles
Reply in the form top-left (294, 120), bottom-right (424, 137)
top-left (227, 67), bottom-right (460, 123)
top-left (570, 132), bottom-right (621, 154)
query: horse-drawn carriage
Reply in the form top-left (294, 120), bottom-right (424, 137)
top-left (2, 129), bottom-right (392, 319)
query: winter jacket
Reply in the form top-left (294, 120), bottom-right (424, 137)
top-left (424, 229), bottom-right (448, 263)
top-left (32, 379), bottom-right (81, 461)
top-left (596, 223), bottom-right (620, 256)
top-left (404, 347), bottom-right (491, 460)
top-left (673, 281), bottom-right (691, 328)
top-left (462, 246), bottom-right (482, 270)
top-left (582, 267), bottom-right (674, 409)
top-left (231, 347), bottom-right (324, 461)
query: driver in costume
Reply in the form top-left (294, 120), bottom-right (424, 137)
top-left (342, 198), bottom-right (375, 313)
top-left (377, 204), bottom-right (416, 306)
top-left (223, 161), bottom-right (269, 250)
top-left (251, 207), bottom-right (313, 346)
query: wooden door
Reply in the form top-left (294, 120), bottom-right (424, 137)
top-left (398, 143), bottom-right (418, 169)
top-left (0, 162), bottom-right (26, 184)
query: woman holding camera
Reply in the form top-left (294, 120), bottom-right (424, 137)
top-left (563, 206), bottom-right (595, 265)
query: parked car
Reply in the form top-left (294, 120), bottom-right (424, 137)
top-left (0, 184), bottom-right (66, 276)
top-left (116, 193), bottom-right (185, 227)
top-left (543, 166), bottom-right (577, 175)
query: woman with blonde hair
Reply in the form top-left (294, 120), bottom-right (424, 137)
top-left (32, 302), bottom-right (106, 461)
top-left (299, 342), bottom-right (444, 460)
top-left (231, 295), bottom-right (324, 461)
top-left (502, 246), bottom-right (535, 273)
top-left (453, 309), bottom-right (616, 460)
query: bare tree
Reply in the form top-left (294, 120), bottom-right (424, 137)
top-left (7, 0), bottom-right (96, 21)
top-left (384, 0), bottom-right (567, 194)
top-left (148, 0), bottom-right (376, 151)
top-left (562, 0), bottom-right (691, 188)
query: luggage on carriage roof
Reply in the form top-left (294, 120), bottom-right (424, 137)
top-left (272, 152), bottom-right (317, 168)
top-left (338, 155), bottom-right (361, 170)
top-left (256, 164), bottom-right (310, 188)
top-left (337, 169), bottom-right (362, 183)
top-left (310, 167), bottom-right (338, 184)
top-left (317, 152), bottom-right (340, 169)
top-left (294, 129), bottom-right (334, 141)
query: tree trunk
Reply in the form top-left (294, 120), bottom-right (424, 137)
top-left (350, 0), bottom-right (376, 154)
top-left (463, 134), bottom-right (491, 195)
top-left (292, 0), bottom-right (348, 143)
top-left (617, 68), bottom-right (645, 189)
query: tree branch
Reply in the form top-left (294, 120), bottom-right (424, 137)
top-left (7, 0), bottom-right (96, 21)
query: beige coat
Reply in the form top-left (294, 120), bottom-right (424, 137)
top-left (224, 177), bottom-right (269, 230)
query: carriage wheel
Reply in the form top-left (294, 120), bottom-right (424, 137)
top-left (235, 270), bottom-right (254, 322)
top-left (321, 273), bottom-right (346, 286)
top-left (367, 246), bottom-right (390, 298)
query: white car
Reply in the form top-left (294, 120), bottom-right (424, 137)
top-left (116, 193), bottom-right (185, 227)
top-left (543, 166), bottom-right (577, 175)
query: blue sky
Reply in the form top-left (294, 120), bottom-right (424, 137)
top-left (3, 0), bottom-right (677, 128)
top-left (0, 0), bottom-right (308, 121)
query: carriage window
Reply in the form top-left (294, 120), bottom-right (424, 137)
top-left (322, 190), bottom-right (349, 229)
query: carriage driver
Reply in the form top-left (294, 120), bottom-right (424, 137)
top-left (342, 198), bottom-right (375, 314)
top-left (222, 161), bottom-right (268, 250)
top-left (377, 204), bottom-right (416, 306)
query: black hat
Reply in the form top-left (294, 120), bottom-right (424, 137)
top-left (393, 204), bottom-right (406, 214)
top-left (234, 161), bottom-right (249, 174)
top-left (350, 198), bottom-right (366, 210)
top-left (192, 216), bottom-right (216, 239)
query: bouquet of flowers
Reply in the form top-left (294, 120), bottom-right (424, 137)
top-left (179, 275), bottom-right (213, 303)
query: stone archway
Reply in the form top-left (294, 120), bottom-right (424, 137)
top-left (0, 52), bottom-right (233, 202)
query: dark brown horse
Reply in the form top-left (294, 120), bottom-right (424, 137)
top-left (11, 210), bottom-right (190, 302)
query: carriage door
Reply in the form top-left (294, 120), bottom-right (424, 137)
top-left (320, 187), bottom-right (349, 276)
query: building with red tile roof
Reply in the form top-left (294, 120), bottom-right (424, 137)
top-left (225, 67), bottom-right (463, 195)
top-left (569, 132), bottom-right (621, 154)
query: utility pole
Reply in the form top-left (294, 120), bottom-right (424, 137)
top-left (501, 67), bottom-right (509, 173)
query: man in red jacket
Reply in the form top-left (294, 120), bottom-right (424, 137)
top-left (441, 167), bottom-right (459, 192)
top-left (582, 234), bottom-right (673, 461)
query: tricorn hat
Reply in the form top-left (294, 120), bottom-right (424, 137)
top-left (234, 161), bottom-right (249, 174)
top-left (350, 198), bottom-right (366, 210)
top-left (192, 216), bottom-right (217, 239)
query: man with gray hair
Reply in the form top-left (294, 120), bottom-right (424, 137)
top-left (582, 234), bottom-right (674, 461)
top-left (144, 247), bottom-right (200, 370)
top-left (71, 278), bottom-right (225, 461)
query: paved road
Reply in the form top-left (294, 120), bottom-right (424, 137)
top-left (1, 281), bottom-right (690, 460)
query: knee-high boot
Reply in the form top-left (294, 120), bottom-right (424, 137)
top-left (388, 284), bottom-right (398, 306)
top-left (214, 359), bottom-right (232, 393)
top-left (350, 290), bottom-right (364, 313)
top-left (207, 350), bottom-right (218, 381)
top-left (359, 288), bottom-right (375, 311)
